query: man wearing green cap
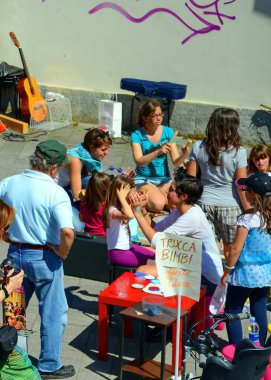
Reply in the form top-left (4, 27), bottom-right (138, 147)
top-left (0, 140), bottom-right (75, 379)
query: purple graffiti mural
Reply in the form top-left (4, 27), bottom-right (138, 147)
top-left (88, 0), bottom-right (237, 45)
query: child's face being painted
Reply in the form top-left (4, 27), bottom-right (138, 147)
top-left (90, 143), bottom-right (110, 161)
top-left (253, 156), bottom-right (269, 173)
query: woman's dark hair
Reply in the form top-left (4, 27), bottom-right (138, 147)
top-left (83, 128), bottom-right (112, 150)
top-left (137, 100), bottom-right (162, 127)
top-left (204, 108), bottom-right (241, 166)
top-left (84, 172), bottom-right (110, 211)
top-left (103, 175), bottom-right (136, 230)
top-left (175, 175), bottom-right (203, 204)
top-left (248, 144), bottom-right (271, 174)
top-left (241, 194), bottom-right (271, 234)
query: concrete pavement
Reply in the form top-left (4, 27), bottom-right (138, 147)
top-left (0, 123), bottom-right (270, 379)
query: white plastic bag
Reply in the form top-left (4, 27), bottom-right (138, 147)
top-left (98, 99), bottom-right (122, 138)
top-left (209, 282), bottom-right (228, 315)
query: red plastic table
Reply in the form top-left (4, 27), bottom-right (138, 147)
top-left (98, 272), bottom-right (206, 368)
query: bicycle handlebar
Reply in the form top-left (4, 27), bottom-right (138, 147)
top-left (186, 311), bottom-right (251, 367)
top-left (206, 311), bottom-right (250, 334)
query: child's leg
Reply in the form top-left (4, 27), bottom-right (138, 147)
top-left (108, 245), bottom-right (155, 267)
top-left (224, 284), bottom-right (250, 344)
top-left (249, 287), bottom-right (269, 346)
top-left (131, 244), bottom-right (155, 265)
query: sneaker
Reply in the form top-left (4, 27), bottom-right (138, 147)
top-left (39, 365), bottom-right (75, 379)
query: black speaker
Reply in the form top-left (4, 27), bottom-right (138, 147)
top-left (64, 232), bottom-right (109, 283)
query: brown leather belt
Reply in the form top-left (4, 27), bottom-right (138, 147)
top-left (10, 241), bottom-right (48, 250)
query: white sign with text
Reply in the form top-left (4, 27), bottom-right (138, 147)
top-left (155, 232), bottom-right (202, 300)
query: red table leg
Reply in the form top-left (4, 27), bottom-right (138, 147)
top-left (98, 301), bottom-right (108, 360)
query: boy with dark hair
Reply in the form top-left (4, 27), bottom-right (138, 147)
top-left (131, 175), bottom-right (223, 294)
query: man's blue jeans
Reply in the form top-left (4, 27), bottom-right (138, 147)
top-left (8, 245), bottom-right (68, 372)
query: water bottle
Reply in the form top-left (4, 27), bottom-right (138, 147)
top-left (248, 316), bottom-right (260, 343)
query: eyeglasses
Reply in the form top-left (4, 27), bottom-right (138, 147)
top-left (150, 113), bottom-right (164, 120)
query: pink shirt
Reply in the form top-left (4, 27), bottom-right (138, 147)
top-left (80, 202), bottom-right (106, 237)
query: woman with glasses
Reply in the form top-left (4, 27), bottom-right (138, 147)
top-left (57, 128), bottom-right (112, 230)
top-left (131, 100), bottom-right (189, 213)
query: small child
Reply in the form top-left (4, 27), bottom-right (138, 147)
top-left (79, 172), bottom-right (110, 236)
top-left (103, 175), bottom-right (155, 267)
top-left (248, 144), bottom-right (271, 175)
top-left (222, 172), bottom-right (271, 346)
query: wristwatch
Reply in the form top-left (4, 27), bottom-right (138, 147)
top-left (135, 206), bottom-right (141, 212)
top-left (2, 285), bottom-right (9, 299)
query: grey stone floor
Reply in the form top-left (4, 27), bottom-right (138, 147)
top-left (0, 123), bottom-right (270, 379)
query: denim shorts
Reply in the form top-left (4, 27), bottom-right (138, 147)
top-left (134, 176), bottom-right (172, 188)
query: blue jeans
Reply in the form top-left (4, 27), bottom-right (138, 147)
top-left (225, 284), bottom-right (269, 346)
top-left (8, 245), bottom-right (68, 372)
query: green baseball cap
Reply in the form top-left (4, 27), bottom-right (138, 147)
top-left (35, 140), bottom-right (69, 164)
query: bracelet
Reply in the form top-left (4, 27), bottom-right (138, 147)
top-left (135, 206), bottom-right (141, 212)
top-left (225, 264), bottom-right (235, 270)
top-left (2, 285), bottom-right (10, 299)
top-left (155, 150), bottom-right (159, 157)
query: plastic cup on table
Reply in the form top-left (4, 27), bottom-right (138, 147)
top-left (115, 277), bottom-right (129, 298)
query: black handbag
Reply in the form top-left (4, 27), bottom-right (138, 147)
top-left (0, 325), bottom-right (18, 361)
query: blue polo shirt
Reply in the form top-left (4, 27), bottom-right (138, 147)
top-left (0, 170), bottom-right (73, 245)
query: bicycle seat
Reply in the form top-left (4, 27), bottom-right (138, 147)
top-left (201, 339), bottom-right (271, 380)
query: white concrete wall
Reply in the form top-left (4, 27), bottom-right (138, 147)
top-left (1, 0), bottom-right (271, 110)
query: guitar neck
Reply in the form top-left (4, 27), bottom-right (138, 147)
top-left (18, 47), bottom-right (34, 95)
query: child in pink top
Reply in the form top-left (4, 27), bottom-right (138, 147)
top-left (79, 172), bottom-right (110, 236)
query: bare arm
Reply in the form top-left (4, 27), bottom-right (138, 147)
top-left (69, 156), bottom-right (83, 201)
top-left (221, 226), bottom-right (248, 286)
top-left (47, 227), bottom-right (75, 260)
top-left (132, 142), bottom-right (171, 167)
top-left (170, 143), bottom-right (190, 167)
top-left (112, 185), bottom-right (134, 221)
top-left (236, 167), bottom-right (250, 210)
top-left (134, 209), bottom-right (156, 243)
top-left (186, 159), bottom-right (199, 177)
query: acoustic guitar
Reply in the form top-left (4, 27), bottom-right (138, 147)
top-left (10, 32), bottom-right (47, 123)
